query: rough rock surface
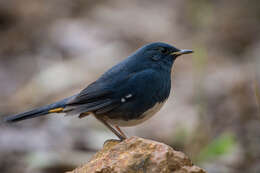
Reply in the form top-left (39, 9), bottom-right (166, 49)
top-left (67, 137), bottom-right (206, 173)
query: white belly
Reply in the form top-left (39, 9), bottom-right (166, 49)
top-left (106, 101), bottom-right (166, 127)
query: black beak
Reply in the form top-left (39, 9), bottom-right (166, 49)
top-left (171, 49), bottom-right (193, 56)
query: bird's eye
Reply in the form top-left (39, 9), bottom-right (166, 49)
top-left (160, 47), bottom-right (169, 54)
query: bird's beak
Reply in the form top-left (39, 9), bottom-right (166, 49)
top-left (171, 49), bottom-right (193, 56)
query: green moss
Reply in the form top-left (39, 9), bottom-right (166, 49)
top-left (196, 133), bottom-right (236, 162)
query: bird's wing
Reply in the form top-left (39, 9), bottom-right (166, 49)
top-left (68, 81), bottom-right (114, 105)
top-left (65, 69), bottom-right (163, 116)
top-left (65, 72), bottom-right (133, 115)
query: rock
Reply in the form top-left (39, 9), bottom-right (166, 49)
top-left (67, 137), bottom-right (206, 173)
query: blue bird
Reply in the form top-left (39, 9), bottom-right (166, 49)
top-left (4, 42), bottom-right (193, 140)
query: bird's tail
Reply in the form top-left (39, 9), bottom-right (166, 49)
top-left (4, 96), bottom-right (74, 123)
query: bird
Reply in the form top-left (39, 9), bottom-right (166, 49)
top-left (4, 42), bottom-right (193, 140)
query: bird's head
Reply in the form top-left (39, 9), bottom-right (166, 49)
top-left (136, 42), bottom-right (193, 68)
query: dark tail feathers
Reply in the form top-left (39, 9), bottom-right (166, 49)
top-left (4, 96), bottom-right (73, 123)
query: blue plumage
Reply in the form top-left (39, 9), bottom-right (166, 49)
top-left (4, 42), bottom-right (193, 140)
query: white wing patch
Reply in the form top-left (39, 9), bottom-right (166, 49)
top-left (121, 94), bottom-right (133, 103)
top-left (125, 94), bottom-right (132, 98)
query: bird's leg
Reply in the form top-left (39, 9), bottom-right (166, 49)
top-left (96, 117), bottom-right (126, 141)
top-left (115, 125), bottom-right (127, 139)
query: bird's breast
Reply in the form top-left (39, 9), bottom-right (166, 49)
top-left (105, 101), bottom-right (166, 127)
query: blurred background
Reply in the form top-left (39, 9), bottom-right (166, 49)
top-left (0, 0), bottom-right (259, 173)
